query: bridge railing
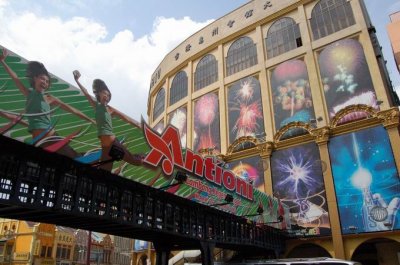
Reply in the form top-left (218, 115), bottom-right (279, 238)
top-left (0, 135), bottom-right (286, 253)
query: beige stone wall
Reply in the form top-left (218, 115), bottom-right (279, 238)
top-left (147, 0), bottom-right (400, 261)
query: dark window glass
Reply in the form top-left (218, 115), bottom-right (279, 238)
top-left (226, 37), bottom-right (258, 76)
top-left (169, 71), bottom-right (188, 105)
top-left (47, 246), bottom-right (52, 258)
top-left (310, 0), bottom-right (355, 40)
top-left (56, 246), bottom-right (61, 258)
top-left (194, 54), bottom-right (218, 91)
top-left (41, 246), bottom-right (46, 257)
top-left (266, 17), bottom-right (302, 59)
top-left (153, 88), bottom-right (165, 122)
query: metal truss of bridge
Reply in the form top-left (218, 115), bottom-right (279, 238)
top-left (0, 135), bottom-right (286, 265)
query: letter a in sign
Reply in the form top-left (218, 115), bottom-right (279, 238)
top-left (142, 122), bottom-right (184, 177)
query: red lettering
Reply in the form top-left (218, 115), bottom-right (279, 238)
top-left (143, 122), bottom-right (253, 201)
top-left (143, 123), bottom-right (174, 176)
top-left (222, 171), bottom-right (235, 191)
top-left (184, 150), bottom-right (204, 177)
top-left (204, 157), bottom-right (215, 182)
top-left (214, 165), bottom-right (222, 186)
top-left (236, 177), bottom-right (248, 199)
top-left (161, 126), bottom-right (184, 168)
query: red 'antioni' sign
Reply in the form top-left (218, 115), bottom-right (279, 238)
top-left (142, 122), bottom-right (253, 201)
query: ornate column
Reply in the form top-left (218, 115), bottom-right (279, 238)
top-left (312, 127), bottom-right (345, 259)
top-left (258, 141), bottom-right (274, 196)
top-left (378, 108), bottom-right (400, 173)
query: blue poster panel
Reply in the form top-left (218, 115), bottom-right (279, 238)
top-left (134, 240), bottom-right (149, 251)
top-left (168, 106), bottom-right (187, 147)
top-left (329, 126), bottom-right (400, 234)
top-left (193, 92), bottom-right (220, 153)
top-left (229, 155), bottom-right (265, 191)
top-left (227, 76), bottom-right (265, 144)
top-left (271, 59), bottom-right (315, 132)
top-left (319, 39), bottom-right (378, 123)
top-left (271, 142), bottom-right (331, 236)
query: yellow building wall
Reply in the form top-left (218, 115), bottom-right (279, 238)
top-left (147, 0), bottom-right (400, 262)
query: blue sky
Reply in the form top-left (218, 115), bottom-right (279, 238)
top-left (0, 0), bottom-right (399, 120)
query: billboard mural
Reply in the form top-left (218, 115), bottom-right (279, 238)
top-left (271, 59), bottom-right (315, 133)
top-left (168, 105), bottom-right (187, 147)
top-left (227, 76), bottom-right (264, 144)
top-left (229, 156), bottom-right (265, 192)
top-left (319, 38), bottom-right (378, 123)
top-left (329, 126), bottom-right (400, 234)
top-left (193, 92), bottom-right (220, 153)
top-left (0, 46), bottom-right (283, 223)
top-left (271, 142), bottom-right (331, 236)
top-left (134, 240), bottom-right (150, 252)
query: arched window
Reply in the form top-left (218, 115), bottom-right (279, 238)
top-left (266, 17), bottom-right (302, 58)
top-left (153, 88), bottom-right (165, 121)
top-left (310, 0), bottom-right (355, 40)
top-left (169, 71), bottom-right (188, 105)
top-left (226, 37), bottom-right (258, 76)
top-left (194, 54), bottom-right (218, 91)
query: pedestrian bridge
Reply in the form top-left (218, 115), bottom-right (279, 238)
top-left (0, 135), bottom-right (286, 265)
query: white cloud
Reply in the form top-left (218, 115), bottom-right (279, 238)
top-left (0, 1), bottom-right (212, 121)
top-left (389, 2), bottom-right (400, 14)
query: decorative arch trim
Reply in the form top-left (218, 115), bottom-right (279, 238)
top-left (226, 136), bottom-right (259, 155)
top-left (330, 104), bottom-right (377, 128)
top-left (274, 121), bottom-right (313, 143)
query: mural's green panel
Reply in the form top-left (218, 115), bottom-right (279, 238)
top-left (0, 46), bottom-right (285, 223)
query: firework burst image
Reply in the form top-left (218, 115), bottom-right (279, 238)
top-left (329, 126), bottom-right (400, 234)
top-left (230, 155), bottom-right (265, 191)
top-left (228, 76), bottom-right (265, 144)
top-left (153, 120), bottom-right (165, 134)
top-left (169, 106), bottom-right (187, 147)
top-left (271, 59), bottom-right (315, 133)
top-left (271, 142), bottom-right (331, 236)
top-left (319, 39), bottom-right (378, 122)
top-left (193, 93), bottom-right (220, 152)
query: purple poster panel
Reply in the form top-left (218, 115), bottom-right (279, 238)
top-left (227, 76), bottom-right (265, 144)
top-left (271, 142), bottom-right (331, 236)
top-left (319, 39), bottom-right (378, 123)
top-left (193, 92), bottom-right (220, 153)
top-left (230, 156), bottom-right (265, 191)
top-left (329, 126), bottom-right (400, 234)
top-left (168, 106), bottom-right (187, 147)
top-left (271, 59), bottom-right (315, 132)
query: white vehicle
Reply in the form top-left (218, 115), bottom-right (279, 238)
top-left (215, 257), bottom-right (362, 265)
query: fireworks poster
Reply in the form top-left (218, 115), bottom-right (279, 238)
top-left (319, 38), bottom-right (378, 123)
top-left (168, 106), bottom-right (187, 147)
top-left (193, 92), bottom-right (220, 153)
top-left (227, 76), bottom-right (265, 144)
top-left (329, 126), bottom-right (400, 234)
top-left (271, 59), bottom-right (315, 132)
top-left (153, 120), bottom-right (165, 134)
top-left (271, 142), bottom-right (331, 236)
top-left (229, 155), bottom-right (265, 191)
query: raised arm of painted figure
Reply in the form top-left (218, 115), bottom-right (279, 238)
top-left (0, 111), bottom-right (29, 127)
top-left (73, 70), bottom-right (96, 108)
top-left (0, 48), bottom-right (29, 97)
top-left (108, 106), bottom-right (141, 128)
top-left (46, 95), bottom-right (95, 124)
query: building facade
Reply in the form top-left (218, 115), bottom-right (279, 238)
top-left (147, 0), bottom-right (400, 264)
top-left (0, 219), bottom-right (56, 265)
top-left (387, 11), bottom-right (400, 73)
top-left (0, 221), bottom-right (134, 265)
